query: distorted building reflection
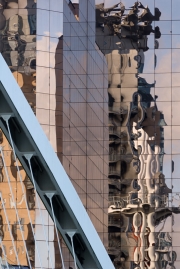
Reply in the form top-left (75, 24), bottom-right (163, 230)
top-left (0, 1), bottom-right (180, 269)
top-left (0, 129), bottom-right (35, 267)
top-left (0, 0), bottom-right (36, 111)
top-left (96, 1), bottom-right (179, 269)
top-left (0, 1), bottom-right (109, 268)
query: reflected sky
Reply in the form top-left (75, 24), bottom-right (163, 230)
top-left (1, 0), bottom-right (180, 268)
top-left (96, 1), bottom-right (180, 268)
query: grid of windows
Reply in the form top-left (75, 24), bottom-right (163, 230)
top-left (95, 0), bottom-right (180, 268)
top-left (1, 0), bottom-right (180, 268)
top-left (0, 0), bottom-right (109, 268)
top-left (62, 0), bottom-right (109, 257)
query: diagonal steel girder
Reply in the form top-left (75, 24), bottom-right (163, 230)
top-left (0, 54), bottom-right (115, 269)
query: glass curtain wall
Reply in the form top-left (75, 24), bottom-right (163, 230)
top-left (0, 128), bottom-right (35, 267)
top-left (95, 0), bottom-right (180, 268)
top-left (0, 0), bottom-right (36, 111)
top-left (0, 1), bottom-right (37, 268)
top-left (62, 0), bottom-right (109, 255)
top-left (0, 1), bottom-right (63, 268)
top-left (0, 1), bottom-right (109, 268)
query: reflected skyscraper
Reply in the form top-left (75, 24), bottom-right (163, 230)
top-left (0, 0), bottom-right (180, 269)
top-left (95, 1), bottom-right (180, 268)
top-left (0, 1), bottom-right (109, 268)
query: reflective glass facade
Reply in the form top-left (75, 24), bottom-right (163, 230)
top-left (1, 0), bottom-right (180, 269)
top-left (63, 0), bottom-right (109, 249)
top-left (95, 0), bottom-right (180, 268)
top-left (0, 0), bottom-right (109, 268)
top-left (0, 128), bottom-right (35, 266)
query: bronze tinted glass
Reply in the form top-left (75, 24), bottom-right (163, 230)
top-left (96, 0), bottom-right (179, 268)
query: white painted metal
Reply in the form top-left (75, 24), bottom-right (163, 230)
top-left (24, 155), bottom-right (54, 269)
top-left (2, 119), bottom-right (43, 269)
top-left (0, 54), bottom-right (115, 269)
top-left (0, 237), bottom-right (10, 269)
top-left (46, 193), bottom-right (65, 269)
top-left (66, 231), bottom-right (78, 269)
top-left (0, 147), bottom-right (32, 269)
top-left (0, 190), bottom-right (20, 268)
